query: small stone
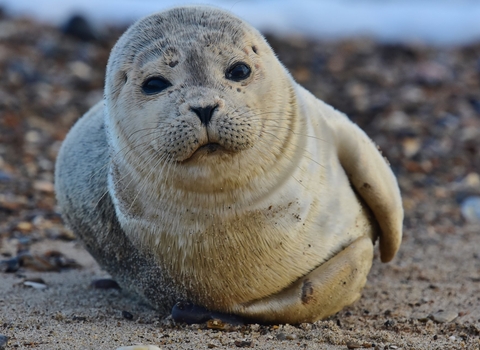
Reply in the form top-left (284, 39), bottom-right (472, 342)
top-left (384, 320), bottom-right (395, 328)
top-left (16, 221), bottom-right (33, 232)
top-left (207, 319), bottom-right (227, 330)
top-left (285, 334), bottom-right (297, 340)
top-left (234, 340), bottom-right (252, 348)
top-left (62, 14), bottom-right (97, 41)
top-left (207, 344), bottom-right (217, 348)
top-left (462, 173), bottom-right (480, 187)
top-left (0, 256), bottom-right (20, 273)
top-left (33, 180), bottom-right (54, 193)
top-left (346, 341), bottom-right (363, 349)
top-left (460, 196), bottom-right (480, 223)
top-left (0, 334), bottom-right (8, 350)
top-left (72, 315), bottom-right (87, 321)
top-left (411, 312), bottom-right (430, 322)
top-left (116, 346), bottom-right (161, 350)
top-left (122, 310), bottom-right (134, 320)
top-left (91, 278), bottom-right (121, 290)
top-left (276, 333), bottom-right (286, 340)
top-left (449, 336), bottom-right (456, 341)
top-left (25, 277), bottom-right (46, 284)
top-left (23, 280), bottom-right (48, 289)
top-left (430, 310), bottom-right (458, 323)
top-left (402, 137), bottom-right (421, 158)
top-left (68, 61), bottom-right (92, 80)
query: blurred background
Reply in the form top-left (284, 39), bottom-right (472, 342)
top-left (0, 1), bottom-right (480, 348)
top-left (3, 0), bottom-right (480, 45)
top-left (1, 0), bottom-right (479, 225)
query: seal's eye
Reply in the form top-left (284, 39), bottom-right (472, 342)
top-left (142, 77), bottom-right (172, 95)
top-left (226, 63), bottom-right (251, 81)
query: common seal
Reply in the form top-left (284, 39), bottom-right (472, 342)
top-left (55, 5), bottom-right (403, 324)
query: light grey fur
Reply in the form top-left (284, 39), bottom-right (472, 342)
top-left (55, 103), bottom-right (184, 313)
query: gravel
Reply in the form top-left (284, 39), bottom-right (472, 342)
top-left (0, 12), bottom-right (479, 350)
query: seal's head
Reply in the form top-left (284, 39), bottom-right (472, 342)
top-left (105, 6), bottom-right (299, 200)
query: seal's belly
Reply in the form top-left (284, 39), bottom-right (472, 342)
top-left (124, 187), bottom-right (377, 310)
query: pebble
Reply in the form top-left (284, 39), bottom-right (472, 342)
top-left (23, 278), bottom-right (48, 290)
top-left (0, 334), bottom-right (8, 350)
top-left (0, 256), bottom-right (20, 273)
top-left (206, 319), bottom-right (227, 330)
top-left (275, 333), bottom-right (297, 340)
top-left (16, 221), bottom-right (33, 232)
top-left (33, 180), bottom-right (54, 193)
top-left (91, 278), bottom-right (121, 289)
top-left (234, 340), bottom-right (252, 348)
top-left (61, 14), bottom-right (97, 41)
top-left (116, 346), bottom-right (161, 350)
top-left (460, 196), bottom-right (480, 223)
top-left (122, 310), bottom-right (134, 320)
top-left (430, 310), bottom-right (458, 323)
top-left (345, 341), bottom-right (375, 349)
top-left (24, 281), bottom-right (48, 289)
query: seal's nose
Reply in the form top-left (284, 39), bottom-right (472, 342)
top-left (190, 105), bottom-right (218, 126)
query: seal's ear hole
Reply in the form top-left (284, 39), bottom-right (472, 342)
top-left (252, 46), bottom-right (258, 54)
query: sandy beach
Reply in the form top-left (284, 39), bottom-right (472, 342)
top-left (1, 12), bottom-right (479, 350)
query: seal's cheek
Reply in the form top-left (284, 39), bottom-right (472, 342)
top-left (106, 70), bottom-right (129, 102)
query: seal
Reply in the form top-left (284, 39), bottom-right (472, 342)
top-left (55, 5), bottom-right (403, 324)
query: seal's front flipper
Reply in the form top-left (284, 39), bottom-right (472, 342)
top-left (231, 236), bottom-right (373, 324)
top-left (326, 108), bottom-right (403, 262)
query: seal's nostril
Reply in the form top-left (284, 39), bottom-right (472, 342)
top-left (190, 105), bottom-right (218, 126)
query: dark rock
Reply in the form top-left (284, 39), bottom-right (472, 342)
top-left (234, 340), bottom-right (252, 348)
top-left (122, 310), bottom-right (134, 320)
top-left (62, 14), bottom-right (97, 41)
top-left (90, 278), bottom-right (121, 290)
top-left (0, 256), bottom-right (20, 273)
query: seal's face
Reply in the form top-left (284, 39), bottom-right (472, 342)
top-left (105, 7), bottom-right (298, 196)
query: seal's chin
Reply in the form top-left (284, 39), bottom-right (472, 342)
top-left (181, 143), bottom-right (232, 163)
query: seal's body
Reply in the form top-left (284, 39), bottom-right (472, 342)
top-left (55, 6), bottom-right (403, 324)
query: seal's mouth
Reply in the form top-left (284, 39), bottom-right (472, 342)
top-left (198, 143), bottom-right (222, 153)
top-left (180, 142), bottom-right (229, 163)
